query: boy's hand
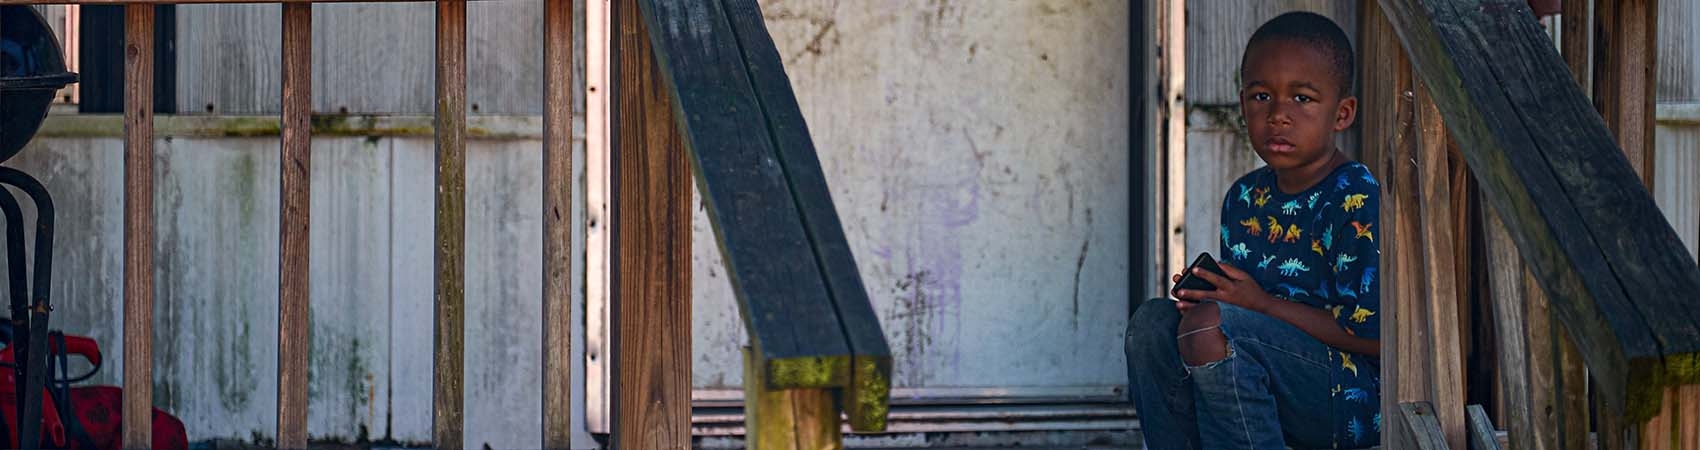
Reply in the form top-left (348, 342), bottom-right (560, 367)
top-left (1172, 262), bottom-right (1274, 313)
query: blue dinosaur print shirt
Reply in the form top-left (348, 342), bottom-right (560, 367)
top-left (1219, 161), bottom-right (1382, 447)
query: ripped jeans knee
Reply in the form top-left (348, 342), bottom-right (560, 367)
top-left (1177, 301), bottom-right (1231, 369)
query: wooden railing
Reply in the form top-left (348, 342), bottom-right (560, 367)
top-left (1373, 0), bottom-right (1697, 449)
top-left (1, 1), bottom-right (577, 448)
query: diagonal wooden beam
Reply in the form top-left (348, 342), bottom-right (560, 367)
top-left (1378, 0), bottom-right (1700, 424)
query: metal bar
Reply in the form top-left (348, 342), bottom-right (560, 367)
top-left (121, 4), bottom-right (155, 450)
top-left (433, 0), bottom-right (467, 449)
top-left (276, 2), bottom-right (311, 449)
top-left (540, 0), bottom-right (572, 447)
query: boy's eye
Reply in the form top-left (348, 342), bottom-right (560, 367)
top-left (1251, 92), bottom-right (1271, 102)
top-left (1295, 95), bottom-right (1314, 104)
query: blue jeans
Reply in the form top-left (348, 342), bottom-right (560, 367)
top-left (1124, 298), bottom-right (1379, 449)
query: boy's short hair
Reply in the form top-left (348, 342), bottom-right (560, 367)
top-left (1241, 11), bottom-right (1356, 96)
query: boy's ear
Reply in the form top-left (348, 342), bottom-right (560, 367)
top-left (1334, 96), bottom-right (1359, 132)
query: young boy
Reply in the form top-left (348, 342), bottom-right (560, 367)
top-left (1126, 12), bottom-right (1381, 449)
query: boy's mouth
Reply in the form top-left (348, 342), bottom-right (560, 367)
top-left (1265, 136), bottom-right (1297, 153)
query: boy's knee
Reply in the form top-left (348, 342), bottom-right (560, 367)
top-left (1126, 299), bottom-right (1181, 357)
top-left (1177, 302), bottom-right (1228, 367)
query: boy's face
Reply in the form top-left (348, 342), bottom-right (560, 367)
top-left (1239, 39), bottom-right (1357, 172)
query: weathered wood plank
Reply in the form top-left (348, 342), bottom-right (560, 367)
top-left (742, 347), bottom-right (839, 450)
top-left (1399, 402), bottom-right (1452, 450)
top-left (717, 0), bottom-right (888, 431)
top-left (122, 5), bottom-right (156, 449)
top-left (432, 1), bottom-right (467, 448)
top-left (1378, 0), bottom-right (1700, 421)
top-left (1555, 7), bottom-right (1593, 448)
top-left (1485, 206), bottom-right (1538, 450)
top-left (1592, 0), bottom-right (1658, 185)
top-left (276, 3), bottom-right (311, 449)
top-left (1469, 404), bottom-right (1504, 450)
top-left (1415, 76), bottom-right (1467, 450)
top-left (1358, 8), bottom-right (1414, 444)
top-left (539, 0), bottom-right (572, 448)
top-left (612, 0), bottom-right (691, 447)
top-left (634, 0), bottom-right (850, 389)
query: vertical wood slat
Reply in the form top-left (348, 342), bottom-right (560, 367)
top-left (1358, 7), bottom-right (1408, 445)
top-left (1556, 4), bottom-right (1594, 448)
top-left (1158, 0), bottom-right (1185, 288)
top-left (122, 5), bottom-right (156, 450)
top-left (1593, 0), bottom-right (1658, 185)
top-left (1413, 76), bottom-right (1466, 450)
top-left (276, 3), bottom-right (312, 449)
top-left (1485, 207), bottom-right (1539, 450)
top-left (433, 1), bottom-right (467, 449)
top-left (540, 0), bottom-right (572, 447)
top-left (612, 0), bottom-right (691, 447)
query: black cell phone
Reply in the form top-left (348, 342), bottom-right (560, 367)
top-left (1171, 252), bottom-right (1227, 303)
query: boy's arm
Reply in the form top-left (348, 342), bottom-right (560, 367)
top-left (1175, 264), bottom-right (1379, 356)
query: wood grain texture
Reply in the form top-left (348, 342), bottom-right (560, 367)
top-left (742, 347), bottom-right (841, 450)
top-left (612, 0), bottom-right (691, 447)
top-left (1468, 404), bottom-right (1504, 450)
top-left (1485, 207), bottom-right (1538, 450)
top-left (540, 0), bottom-right (572, 447)
top-left (276, 3), bottom-right (311, 449)
top-left (1377, 0), bottom-right (1700, 421)
top-left (1357, 9), bottom-right (1409, 444)
top-left (122, 5), bottom-right (156, 449)
top-left (432, 1), bottom-right (467, 448)
top-left (1561, 0), bottom-right (1592, 97)
top-left (1398, 402), bottom-right (1452, 450)
top-left (635, 0), bottom-right (849, 389)
top-left (716, 0), bottom-right (888, 430)
top-left (1593, 0), bottom-right (1658, 185)
top-left (1556, 6), bottom-right (1594, 448)
top-left (1413, 78), bottom-right (1467, 450)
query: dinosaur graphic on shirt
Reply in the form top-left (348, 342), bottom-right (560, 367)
top-left (1330, 304), bottom-right (1345, 319)
top-left (1341, 352), bottom-right (1360, 377)
top-left (1281, 200), bottom-right (1302, 216)
top-left (1238, 184), bottom-right (1253, 207)
top-left (1334, 253), bottom-right (1357, 273)
top-left (1284, 224), bottom-right (1303, 243)
top-left (1267, 217), bottom-right (1285, 244)
top-left (1344, 388), bottom-right (1371, 403)
top-left (1352, 221), bottom-right (1375, 242)
top-left (1239, 217), bottom-right (1262, 236)
top-left (1350, 306), bottom-right (1376, 323)
top-left (1278, 259), bottom-right (1311, 277)
top-left (1258, 255), bottom-right (1277, 270)
top-left (1276, 283), bottom-right (1310, 298)
top-left (1229, 242), bottom-right (1251, 260)
top-left (1335, 282), bottom-right (1359, 299)
top-left (1347, 417), bottom-right (1368, 444)
top-left (1312, 239), bottom-right (1324, 256)
top-left (1362, 173), bottom-right (1379, 186)
top-left (1343, 194), bottom-right (1369, 212)
top-left (1361, 267), bottom-right (1377, 293)
top-left (1220, 225), bottom-right (1230, 245)
top-left (1336, 174), bottom-right (1352, 191)
top-left (1254, 187), bottom-right (1271, 207)
top-left (1322, 224), bottom-right (1335, 250)
top-left (1307, 191), bottom-right (1322, 209)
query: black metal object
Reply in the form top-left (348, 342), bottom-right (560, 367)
top-left (1, 6), bottom-right (79, 163)
top-left (0, 8), bottom-right (68, 449)
top-left (0, 168), bottom-right (53, 450)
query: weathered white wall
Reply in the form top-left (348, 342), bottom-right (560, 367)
top-left (11, 0), bottom-right (1134, 447)
top-left (689, 0), bottom-right (1131, 392)
top-left (8, 130), bottom-right (588, 449)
